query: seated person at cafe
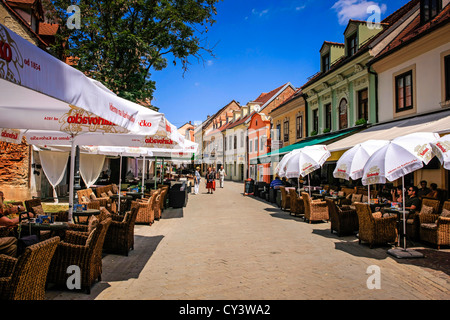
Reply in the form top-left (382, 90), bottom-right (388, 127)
top-left (405, 186), bottom-right (421, 213)
top-left (417, 180), bottom-right (431, 199)
top-left (270, 176), bottom-right (284, 189)
top-left (0, 207), bottom-right (29, 258)
top-left (425, 183), bottom-right (438, 199)
top-left (390, 186), bottom-right (403, 203)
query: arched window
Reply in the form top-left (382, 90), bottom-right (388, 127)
top-left (339, 98), bottom-right (348, 130)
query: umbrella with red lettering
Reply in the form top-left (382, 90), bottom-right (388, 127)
top-left (361, 132), bottom-right (439, 257)
top-left (430, 134), bottom-right (450, 170)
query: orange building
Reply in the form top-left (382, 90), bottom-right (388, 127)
top-left (248, 112), bottom-right (272, 183)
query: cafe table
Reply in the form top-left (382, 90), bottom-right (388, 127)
top-left (382, 207), bottom-right (410, 247)
top-left (70, 208), bottom-right (101, 224)
top-left (126, 191), bottom-right (143, 200)
top-left (110, 194), bottom-right (133, 214)
top-left (19, 221), bottom-right (69, 240)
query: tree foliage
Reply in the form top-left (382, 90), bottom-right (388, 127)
top-left (48, 0), bottom-right (220, 104)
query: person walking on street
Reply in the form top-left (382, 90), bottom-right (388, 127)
top-left (218, 165), bottom-right (226, 188)
top-left (206, 167), bottom-right (215, 194)
top-left (212, 166), bottom-right (217, 191)
top-left (194, 167), bottom-right (201, 195)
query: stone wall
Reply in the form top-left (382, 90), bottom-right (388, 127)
top-left (0, 139), bottom-right (31, 201)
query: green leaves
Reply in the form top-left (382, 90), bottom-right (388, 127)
top-left (48, 0), bottom-right (220, 106)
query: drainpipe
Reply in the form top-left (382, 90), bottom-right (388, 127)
top-left (368, 65), bottom-right (379, 124)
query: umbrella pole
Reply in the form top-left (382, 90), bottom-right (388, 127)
top-left (68, 138), bottom-right (76, 223)
top-left (118, 154), bottom-right (122, 214)
top-left (142, 155), bottom-right (146, 198)
top-left (154, 156), bottom-right (158, 190)
top-left (402, 176), bottom-right (407, 250)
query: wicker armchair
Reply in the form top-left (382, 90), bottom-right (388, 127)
top-left (153, 189), bottom-right (163, 221)
top-left (288, 189), bottom-right (304, 216)
top-left (0, 236), bottom-right (60, 300)
top-left (406, 197), bottom-right (440, 240)
top-left (77, 188), bottom-right (112, 211)
top-left (280, 186), bottom-right (291, 211)
top-left (103, 206), bottom-right (138, 256)
top-left (301, 192), bottom-right (329, 223)
top-left (326, 199), bottom-right (359, 236)
top-left (95, 185), bottom-right (118, 213)
top-left (159, 186), bottom-right (169, 215)
top-left (354, 203), bottom-right (397, 249)
top-left (24, 199), bottom-right (68, 222)
top-left (134, 192), bottom-right (158, 225)
top-left (47, 217), bottom-right (112, 294)
top-left (419, 200), bottom-right (450, 249)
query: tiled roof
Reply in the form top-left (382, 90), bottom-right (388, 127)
top-left (374, 3), bottom-right (450, 60)
top-left (252, 83), bottom-right (288, 105)
top-left (38, 22), bottom-right (59, 36)
top-left (269, 88), bottom-right (303, 114)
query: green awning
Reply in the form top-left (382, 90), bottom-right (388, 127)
top-left (250, 128), bottom-right (360, 165)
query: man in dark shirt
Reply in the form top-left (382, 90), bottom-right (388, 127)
top-left (405, 186), bottom-right (421, 213)
top-left (417, 180), bottom-right (431, 199)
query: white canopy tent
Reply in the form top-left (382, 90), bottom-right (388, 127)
top-left (0, 23), bottom-right (186, 219)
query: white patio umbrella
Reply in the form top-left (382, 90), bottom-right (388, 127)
top-left (277, 145), bottom-right (331, 195)
top-left (0, 23), bottom-right (185, 220)
top-left (361, 132), bottom-right (439, 258)
top-left (333, 140), bottom-right (390, 199)
top-left (430, 134), bottom-right (450, 170)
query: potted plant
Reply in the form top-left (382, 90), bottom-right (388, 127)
top-left (323, 128), bottom-right (331, 133)
top-left (355, 118), bottom-right (367, 126)
top-left (310, 130), bottom-right (318, 136)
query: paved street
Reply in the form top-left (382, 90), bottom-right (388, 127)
top-left (46, 181), bottom-right (450, 301)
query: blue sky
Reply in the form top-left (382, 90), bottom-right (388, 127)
top-left (152, 0), bottom-right (411, 128)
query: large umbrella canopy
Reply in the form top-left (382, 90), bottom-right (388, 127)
top-left (361, 132), bottom-right (439, 254)
top-left (281, 145), bottom-right (331, 179)
top-left (333, 140), bottom-right (390, 181)
top-left (361, 132), bottom-right (439, 186)
top-left (0, 23), bottom-right (182, 142)
top-left (430, 134), bottom-right (450, 170)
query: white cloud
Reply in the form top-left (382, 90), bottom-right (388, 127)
top-left (296, 5), bottom-right (306, 11)
top-left (332, 0), bottom-right (387, 25)
top-left (207, 60), bottom-right (214, 67)
top-left (252, 8), bottom-right (270, 17)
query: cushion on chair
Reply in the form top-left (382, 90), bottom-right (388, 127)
top-left (372, 212), bottom-right (382, 219)
top-left (420, 205), bottom-right (434, 215)
top-left (90, 193), bottom-right (97, 200)
top-left (32, 205), bottom-right (45, 215)
top-left (441, 208), bottom-right (450, 218)
top-left (87, 215), bottom-right (99, 233)
top-left (107, 190), bottom-right (114, 196)
top-left (101, 192), bottom-right (108, 198)
top-left (421, 223), bottom-right (437, 230)
top-left (81, 196), bottom-right (90, 203)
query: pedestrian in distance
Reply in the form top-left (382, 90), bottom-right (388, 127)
top-left (194, 167), bottom-right (201, 195)
top-left (218, 165), bottom-right (226, 188)
top-left (212, 166), bottom-right (217, 191)
top-left (206, 167), bottom-right (215, 194)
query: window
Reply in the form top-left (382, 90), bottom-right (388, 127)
top-left (283, 120), bottom-right (289, 142)
top-left (234, 135), bottom-right (237, 150)
top-left (324, 104), bottom-right (332, 131)
top-left (276, 124), bottom-right (281, 140)
top-left (339, 98), bottom-right (348, 130)
top-left (322, 54), bottom-right (330, 72)
top-left (249, 139), bottom-right (253, 153)
top-left (254, 138), bottom-right (258, 152)
top-left (229, 136), bottom-right (232, 150)
top-left (347, 33), bottom-right (358, 56)
top-left (445, 54), bottom-right (450, 102)
top-left (395, 71), bottom-right (413, 112)
top-left (240, 132), bottom-right (244, 148)
top-left (312, 109), bottom-right (319, 133)
top-left (357, 89), bottom-right (369, 121)
top-left (296, 115), bottom-right (303, 139)
top-left (420, 0), bottom-right (442, 24)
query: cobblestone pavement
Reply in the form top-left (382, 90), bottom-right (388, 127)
top-left (46, 181), bottom-right (450, 300)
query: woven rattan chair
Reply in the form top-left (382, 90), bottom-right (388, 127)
top-left (406, 197), bottom-right (440, 240)
top-left (134, 191), bottom-right (158, 225)
top-left (95, 185), bottom-right (118, 213)
top-left (77, 188), bottom-right (112, 211)
top-left (280, 186), bottom-right (291, 211)
top-left (301, 192), bottom-right (329, 224)
top-left (47, 217), bottom-right (112, 294)
top-left (326, 199), bottom-right (359, 236)
top-left (153, 189), bottom-right (163, 221)
top-left (24, 199), bottom-right (68, 222)
top-left (288, 189), bottom-right (304, 216)
top-left (159, 187), bottom-right (169, 216)
top-left (0, 236), bottom-right (60, 300)
top-left (354, 203), bottom-right (397, 249)
top-left (419, 200), bottom-right (450, 249)
top-left (103, 206), bottom-right (138, 256)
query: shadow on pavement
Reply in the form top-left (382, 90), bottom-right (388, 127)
top-left (394, 248), bottom-right (450, 276)
top-left (162, 207), bottom-right (184, 219)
